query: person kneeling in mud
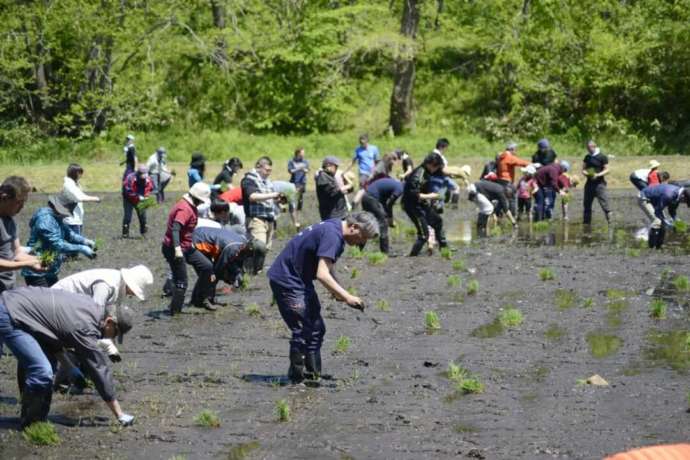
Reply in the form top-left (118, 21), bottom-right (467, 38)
top-left (0, 287), bottom-right (136, 428)
top-left (267, 212), bottom-right (378, 384)
top-left (638, 179), bottom-right (690, 249)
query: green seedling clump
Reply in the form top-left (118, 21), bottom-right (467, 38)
top-left (23, 421), bottom-right (60, 445)
top-left (581, 298), bottom-right (594, 309)
top-left (466, 279), bottom-right (479, 295)
top-left (606, 289), bottom-right (627, 300)
top-left (350, 267), bottom-right (359, 279)
top-left (533, 221), bottom-right (550, 232)
top-left (649, 299), bottom-right (667, 320)
top-left (446, 362), bottom-right (467, 381)
top-left (94, 238), bottom-right (104, 250)
top-left (375, 299), bottom-right (391, 311)
top-left (626, 248), bottom-right (641, 257)
top-left (425, 311), bottom-right (441, 330)
top-left (499, 307), bottom-right (524, 327)
top-left (674, 220), bottom-right (688, 233)
top-left (195, 409), bottom-right (221, 428)
top-left (347, 286), bottom-right (358, 296)
top-left (440, 247), bottom-right (452, 260)
top-left (452, 260), bottom-right (465, 271)
top-left (555, 289), bottom-right (577, 310)
top-left (447, 274), bottom-right (461, 288)
top-left (334, 335), bottom-right (351, 353)
top-left (276, 399), bottom-right (290, 422)
top-left (39, 250), bottom-right (58, 268)
top-left (240, 276), bottom-right (251, 290)
top-left (672, 275), bottom-right (690, 292)
top-left (347, 247), bottom-right (363, 259)
top-left (539, 268), bottom-right (555, 281)
top-left (446, 361), bottom-right (485, 395)
top-left (135, 196), bottom-right (158, 212)
top-left (367, 251), bottom-right (387, 265)
top-left (246, 303), bottom-right (262, 317)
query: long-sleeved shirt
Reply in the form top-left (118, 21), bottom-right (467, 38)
top-left (123, 173), bottom-right (154, 205)
top-left (193, 226), bottom-right (250, 276)
top-left (532, 149), bottom-right (557, 166)
top-left (496, 151), bottom-right (530, 183)
top-left (366, 177), bottom-right (403, 216)
top-left (146, 153), bottom-right (171, 181)
top-left (640, 184), bottom-right (684, 219)
top-left (52, 269), bottom-right (126, 307)
top-left (1, 287), bottom-right (116, 401)
top-left (535, 163), bottom-right (563, 190)
top-left (402, 165), bottom-right (431, 203)
top-left (62, 177), bottom-right (90, 226)
top-left (475, 180), bottom-right (510, 212)
top-left (315, 170), bottom-right (347, 220)
top-left (213, 166), bottom-right (235, 186)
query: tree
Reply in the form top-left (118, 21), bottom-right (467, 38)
top-left (389, 0), bottom-right (421, 136)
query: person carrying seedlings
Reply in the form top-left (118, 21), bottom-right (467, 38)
top-left (0, 287), bottom-right (136, 428)
top-left (214, 157), bottom-right (243, 188)
top-left (120, 134), bottom-right (137, 180)
top-left (241, 156), bottom-right (282, 275)
top-left (187, 152), bottom-right (207, 187)
top-left (638, 182), bottom-right (690, 248)
top-left (287, 148), bottom-right (309, 225)
top-left (496, 142), bottom-right (530, 216)
top-left (533, 160), bottom-right (568, 221)
top-left (516, 166), bottom-right (538, 222)
top-left (402, 152), bottom-right (447, 256)
top-left (22, 193), bottom-right (96, 287)
top-left (192, 226), bottom-right (254, 303)
top-left (122, 165), bottom-right (155, 238)
top-left (146, 147), bottom-right (175, 203)
top-left (531, 138), bottom-right (557, 166)
top-left (316, 156), bottom-right (353, 221)
top-left (162, 182), bottom-right (211, 315)
top-left (472, 179), bottom-right (517, 228)
top-left (62, 163), bottom-right (100, 235)
top-left (581, 140), bottom-right (611, 225)
top-left (344, 133), bottom-right (380, 207)
top-left (361, 176), bottom-right (403, 253)
top-left (267, 212), bottom-right (378, 384)
top-left (0, 176), bottom-right (42, 295)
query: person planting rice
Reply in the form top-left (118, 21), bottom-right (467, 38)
top-left (472, 179), bottom-right (518, 228)
top-left (496, 142), bottom-right (530, 215)
top-left (638, 181), bottom-right (690, 249)
top-left (430, 138), bottom-right (461, 209)
top-left (120, 134), bottom-right (137, 179)
top-left (122, 165), bottom-right (154, 238)
top-left (629, 160), bottom-right (660, 191)
top-left (214, 157), bottom-right (243, 188)
top-left (22, 193), bottom-right (96, 287)
top-left (162, 182), bottom-right (211, 315)
top-left (267, 212), bottom-right (378, 384)
top-left (557, 161), bottom-right (578, 221)
top-left (533, 160), bottom-right (568, 222)
top-left (187, 152), bottom-right (207, 187)
top-left (581, 140), bottom-right (611, 224)
top-left (361, 176), bottom-right (403, 254)
top-left (0, 287), bottom-right (136, 428)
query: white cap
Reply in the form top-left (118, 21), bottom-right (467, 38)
top-left (120, 265), bottom-right (154, 301)
top-left (126, 134), bottom-right (135, 141)
top-left (188, 182), bottom-right (211, 204)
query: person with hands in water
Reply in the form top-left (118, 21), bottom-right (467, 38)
top-left (267, 212), bottom-right (379, 385)
top-left (0, 287), bottom-right (136, 428)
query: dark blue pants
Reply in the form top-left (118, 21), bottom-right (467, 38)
top-left (122, 198), bottom-right (147, 234)
top-left (270, 281), bottom-right (325, 355)
top-left (534, 187), bottom-right (556, 221)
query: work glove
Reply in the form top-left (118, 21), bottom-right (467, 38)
top-left (174, 246), bottom-right (184, 259)
top-left (84, 239), bottom-right (96, 249)
top-left (138, 195), bottom-right (145, 201)
top-left (118, 413), bottom-right (135, 426)
top-left (97, 339), bottom-right (122, 363)
top-left (81, 246), bottom-right (97, 260)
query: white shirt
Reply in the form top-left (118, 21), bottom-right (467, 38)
top-left (196, 217), bottom-right (222, 229)
top-left (52, 269), bottom-right (126, 308)
top-left (146, 153), bottom-right (171, 181)
top-left (633, 168), bottom-right (651, 181)
top-left (62, 177), bottom-right (89, 226)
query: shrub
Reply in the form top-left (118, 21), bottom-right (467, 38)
top-left (23, 422), bottom-right (60, 445)
top-left (194, 409), bottom-right (221, 428)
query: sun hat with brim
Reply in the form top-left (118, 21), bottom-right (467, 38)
top-left (187, 182), bottom-right (211, 204)
top-left (322, 156), bottom-right (340, 167)
top-left (48, 192), bottom-right (78, 218)
top-left (649, 160), bottom-right (661, 169)
top-left (114, 305), bottom-right (134, 344)
top-left (121, 265), bottom-right (153, 301)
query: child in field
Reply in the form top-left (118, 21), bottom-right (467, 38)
top-left (556, 162), bottom-right (579, 221)
top-left (516, 166), bottom-right (538, 222)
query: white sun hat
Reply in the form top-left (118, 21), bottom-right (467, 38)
top-left (120, 265), bottom-right (154, 301)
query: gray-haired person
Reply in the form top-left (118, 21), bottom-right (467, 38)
top-left (267, 212), bottom-right (378, 385)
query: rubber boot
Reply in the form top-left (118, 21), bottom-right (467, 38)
top-left (409, 239), bottom-right (425, 257)
top-left (169, 287), bottom-right (185, 315)
top-left (450, 192), bottom-right (460, 210)
top-left (140, 224), bottom-right (148, 236)
top-left (162, 277), bottom-right (173, 298)
top-left (288, 350), bottom-right (305, 384)
top-left (251, 252), bottom-right (266, 275)
top-left (121, 224), bottom-right (130, 239)
top-left (20, 389), bottom-right (51, 429)
top-left (380, 236), bottom-right (390, 254)
top-left (304, 352), bottom-right (320, 383)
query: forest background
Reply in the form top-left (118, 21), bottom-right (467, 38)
top-left (1, 0), bottom-right (689, 169)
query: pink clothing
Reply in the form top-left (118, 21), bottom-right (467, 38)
top-left (517, 177), bottom-right (537, 199)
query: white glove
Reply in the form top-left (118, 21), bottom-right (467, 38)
top-left (84, 239), bottom-right (96, 248)
top-left (118, 413), bottom-right (135, 426)
top-left (174, 246), bottom-right (183, 259)
top-left (97, 339), bottom-right (121, 362)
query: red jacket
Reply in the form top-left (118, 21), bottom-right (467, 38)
top-left (123, 173), bottom-right (154, 204)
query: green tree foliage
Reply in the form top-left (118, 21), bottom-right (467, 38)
top-left (1, 0), bottom-right (689, 151)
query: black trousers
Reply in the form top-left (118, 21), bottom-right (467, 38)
top-left (361, 193), bottom-right (390, 253)
top-left (187, 250), bottom-right (214, 305)
top-left (629, 174), bottom-right (647, 192)
top-left (162, 244), bottom-right (188, 291)
top-left (583, 180), bottom-right (610, 224)
top-left (123, 197), bottom-right (147, 234)
top-left (496, 179), bottom-right (517, 216)
top-left (403, 199), bottom-right (446, 255)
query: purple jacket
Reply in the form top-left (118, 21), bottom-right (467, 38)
top-left (535, 163), bottom-right (563, 190)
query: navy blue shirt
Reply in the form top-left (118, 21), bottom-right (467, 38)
top-left (288, 158), bottom-right (309, 185)
top-left (367, 177), bottom-right (403, 202)
top-left (267, 219), bottom-right (344, 291)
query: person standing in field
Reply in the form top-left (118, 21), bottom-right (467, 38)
top-left (188, 152), bottom-right (207, 187)
top-left (496, 142), bottom-right (530, 216)
top-left (581, 140), bottom-right (611, 224)
top-left (122, 165), bottom-right (155, 238)
top-left (533, 161), bottom-right (568, 221)
top-left (120, 134), bottom-right (137, 180)
top-left (214, 157), bottom-right (243, 188)
top-left (267, 212), bottom-right (378, 384)
top-left (288, 147), bottom-right (309, 227)
top-left (62, 164), bottom-right (100, 235)
top-left (646, 160), bottom-right (662, 187)
top-left (532, 138), bottom-right (557, 166)
top-left (316, 156), bottom-right (352, 220)
top-left (430, 138), bottom-right (461, 208)
top-left (147, 147), bottom-right (175, 203)
top-left (516, 166), bottom-right (538, 222)
top-left (345, 134), bottom-right (379, 207)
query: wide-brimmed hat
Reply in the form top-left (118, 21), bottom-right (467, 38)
top-left (649, 160), bottom-right (661, 169)
top-left (48, 192), bottom-right (78, 218)
top-left (114, 305), bottom-right (134, 344)
top-left (120, 265), bottom-right (153, 301)
top-left (187, 182), bottom-right (211, 204)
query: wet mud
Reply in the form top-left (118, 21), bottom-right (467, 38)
top-left (0, 190), bottom-right (689, 459)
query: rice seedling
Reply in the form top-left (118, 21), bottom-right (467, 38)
top-left (226, 441), bottom-right (260, 460)
top-left (466, 279), bottom-right (479, 295)
top-left (22, 422), bottom-right (60, 445)
top-left (135, 196), bottom-right (158, 212)
top-left (440, 247), bottom-right (452, 260)
top-left (539, 268), bottom-right (555, 281)
top-left (581, 298), bottom-right (594, 309)
top-left (533, 221), bottom-right (550, 232)
top-left (194, 409), bottom-right (221, 428)
top-left (367, 251), bottom-right (387, 265)
top-left (334, 335), bottom-right (351, 353)
top-left (239, 275), bottom-right (250, 291)
top-left (39, 250), bottom-right (58, 268)
top-left (452, 260), bottom-right (465, 271)
top-left (554, 289), bottom-right (577, 310)
top-left (375, 299), bottom-right (391, 312)
top-left (606, 288), bottom-right (627, 300)
top-left (447, 274), bottom-right (461, 288)
top-left (489, 225), bottom-right (503, 237)
top-left (94, 238), bottom-right (104, 250)
top-left (350, 267), bottom-right (359, 279)
top-left (403, 226), bottom-right (418, 239)
top-left (425, 311), bottom-right (441, 330)
top-left (544, 323), bottom-right (566, 341)
top-left (246, 303), bottom-right (261, 317)
top-left (586, 332), bottom-right (623, 359)
top-left (347, 286), bottom-right (358, 296)
top-left (275, 399), bottom-right (290, 422)
top-left (347, 246), bottom-right (363, 259)
top-left (672, 275), bottom-right (689, 292)
top-left (626, 248), bottom-right (641, 257)
top-left (456, 377), bottom-right (485, 394)
top-left (674, 220), bottom-right (688, 233)
top-left (649, 299), bottom-right (667, 320)
top-left (498, 307), bottom-right (524, 327)
top-left (446, 362), bottom-right (467, 381)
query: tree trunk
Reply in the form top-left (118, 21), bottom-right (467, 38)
top-left (210, 0), bottom-right (228, 68)
top-left (389, 0), bottom-right (421, 136)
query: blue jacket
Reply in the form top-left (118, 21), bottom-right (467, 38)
top-left (22, 207), bottom-right (90, 279)
top-left (188, 168), bottom-right (203, 187)
top-left (641, 184), bottom-right (682, 219)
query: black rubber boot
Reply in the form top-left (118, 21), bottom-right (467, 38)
top-left (169, 287), bottom-right (185, 315)
top-left (304, 352), bottom-right (320, 382)
top-left (162, 277), bottom-right (173, 297)
top-left (451, 192), bottom-right (460, 210)
top-left (309, 350), bottom-right (333, 381)
top-left (20, 389), bottom-right (51, 429)
top-left (288, 350), bottom-right (305, 384)
top-left (409, 239), bottom-right (425, 257)
top-left (121, 224), bottom-right (129, 239)
top-left (380, 236), bottom-right (390, 254)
